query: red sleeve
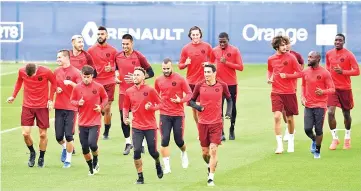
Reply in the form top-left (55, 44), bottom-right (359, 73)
top-left (178, 47), bottom-right (188, 70)
top-left (180, 77), bottom-right (192, 103)
top-left (136, 51), bottom-right (151, 70)
top-left (325, 52), bottom-right (331, 72)
top-left (323, 70), bottom-right (335, 94)
top-left (75, 72), bottom-right (82, 83)
top-left (149, 88), bottom-right (162, 111)
top-left (191, 82), bottom-right (201, 101)
top-left (12, 70), bottom-right (23, 98)
top-left (301, 73), bottom-right (306, 101)
top-left (209, 49), bottom-right (216, 64)
top-left (224, 49), bottom-right (244, 71)
top-left (154, 78), bottom-right (160, 94)
top-left (342, 53), bottom-right (360, 76)
top-left (207, 44), bottom-right (212, 61)
top-left (84, 51), bottom-right (95, 68)
top-left (48, 70), bottom-right (57, 100)
top-left (296, 52), bottom-right (304, 66)
top-left (267, 58), bottom-right (273, 80)
top-left (70, 86), bottom-right (79, 106)
top-left (111, 49), bottom-right (117, 72)
top-left (285, 55), bottom-right (303, 79)
top-left (122, 92), bottom-right (131, 121)
top-left (99, 86), bottom-right (108, 109)
top-left (221, 82), bottom-right (231, 99)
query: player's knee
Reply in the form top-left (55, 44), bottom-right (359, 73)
top-left (175, 138), bottom-right (184, 148)
top-left (22, 131), bottom-right (31, 139)
top-left (161, 136), bottom-right (170, 147)
top-left (65, 135), bottom-right (73, 142)
top-left (39, 132), bottom-right (47, 140)
top-left (133, 149), bottom-right (142, 160)
top-left (327, 109), bottom-right (335, 118)
top-left (149, 149), bottom-right (159, 160)
top-left (210, 144), bottom-right (218, 156)
top-left (89, 142), bottom-right (98, 152)
top-left (82, 147), bottom-right (90, 155)
top-left (56, 136), bottom-right (63, 143)
top-left (202, 148), bottom-right (209, 156)
top-left (274, 112), bottom-right (282, 122)
top-left (315, 128), bottom-right (323, 136)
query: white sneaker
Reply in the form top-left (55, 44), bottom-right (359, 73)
top-left (181, 151), bottom-right (189, 168)
top-left (287, 144), bottom-right (294, 153)
top-left (283, 130), bottom-right (289, 142)
top-left (275, 147), bottom-right (284, 154)
top-left (93, 163), bottom-right (100, 174)
top-left (207, 179), bottom-right (215, 186)
top-left (163, 168), bottom-right (171, 174)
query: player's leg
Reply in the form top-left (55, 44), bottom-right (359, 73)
top-left (197, 123), bottom-right (211, 175)
top-left (283, 94), bottom-right (299, 153)
top-left (145, 129), bottom-right (163, 179)
top-left (102, 83), bottom-right (115, 139)
top-left (173, 116), bottom-right (188, 168)
top-left (313, 108), bottom-right (326, 159)
top-left (282, 109), bottom-right (289, 141)
top-left (79, 127), bottom-right (93, 175)
top-left (304, 107), bottom-right (316, 154)
top-left (35, 108), bottom-right (50, 168)
top-left (119, 93), bottom-right (133, 154)
top-left (228, 85), bottom-right (237, 140)
top-left (132, 128), bottom-right (145, 184)
top-left (207, 123), bottom-right (223, 186)
top-left (221, 96), bottom-right (226, 141)
top-left (339, 89), bottom-right (354, 149)
top-left (72, 113), bottom-right (78, 155)
top-left (62, 110), bottom-right (76, 168)
top-left (327, 90), bottom-right (340, 149)
top-left (160, 115), bottom-right (172, 173)
top-left (21, 106), bottom-right (36, 167)
top-left (55, 109), bottom-right (67, 163)
top-left (88, 126), bottom-right (100, 173)
top-left (271, 93), bottom-right (284, 153)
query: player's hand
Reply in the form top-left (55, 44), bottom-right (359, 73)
top-left (105, 62), bottom-right (112, 72)
top-left (202, 61), bottom-right (209, 67)
top-left (47, 100), bottom-right (53, 110)
top-left (315, 88), bottom-right (324, 96)
top-left (279, 73), bottom-right (287, 79)
top-left (115, 77), bottom-right (122, 84)
top-left (145, 102), bottom-right (152, 110)
top-left (124, 73), bottom-right (134, 84)
top-left (124, 117), bottom-right (130, 125)
top-left (56, 87), bottom-right (63, 94)
top-left (333, 65), bottom-right (343, 74)
top-left (170, 94), bottom-right (181, 103)
top-left (301, 97), bottom-right (306, 106)
top-left (220, 56), bottom-right (226, 63)
top-left (79, 96), bottom-right (84, 106)
top-left (93, 104), bottom-right (101, 112)
top-left (199, 106), bottom-right (205, 112)
top-left (63, 80), bottom-right (74, 86)
top-left (267, 74), bottom-right (274, 84)
top-left (185, 57), bottom-right (191, 65)
top-left (6, 96), bottom-right (15, 104)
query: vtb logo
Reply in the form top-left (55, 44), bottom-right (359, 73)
top-left (0, 22), bottom-right (24, 43)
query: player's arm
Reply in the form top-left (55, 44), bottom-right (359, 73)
top-left (284, 56), bottom-right (303, 79)
top-left (323, 71), bottom-right (336, 94)
top-left (209, 49), bottom-right (216, 64)
top-left (48, 70), bottom-right (57, 101)
top-left (180, 78), bottom-right (193, 103)
top-left (296, 52), bottom-right (305, 69)
top-left (301, 74), bottom-right (306, 105)
top-left (178, 48), bottom-right (188, 70)
top-left (84, 50), bottom-right (97, 78)
top-left (224, 49), bottom-right (244, 71)
top-left (341, 53), bottom-right (360, 76)
top-left (222, 83), bottom-right (233, 117)
top-left (325, 53), bottom-right (331, 72)
top-left (70, 87), bottom-right (80, 106)
top-left (147, 89), bottom-right (163, 111)
top-left (189, 83), bottom-right (203, 111)
top-left (137, 51), bottom-right (154, 79)
top-left (99, 86), bottom-right (109, 109)
top-left (154, 78), bottom-right (160, 94)
top-left (122, 92), bottom-right (131, 121)
top-left (267, 59), bottom-right (274, 83)
top-left (9, 70), bottom-right (24, 102)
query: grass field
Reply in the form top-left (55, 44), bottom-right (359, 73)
top-left (1, 63), bottom-right (360, 191)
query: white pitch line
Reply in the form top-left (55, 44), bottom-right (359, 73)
top-left (0, 71), bottom-right (18, 76)
top-left (0, 118), bottom-right (55, 134)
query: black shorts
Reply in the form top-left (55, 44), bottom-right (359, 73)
top-left (55, 109), bottom-right (76, 142)
top-left (304, 107), bottom-right (326, 135)
top-left (159, 115), bottom-right (185, 147)
top-left (132, 128), bottom-right (158, 155)
top-left (79, 126), bottom-right (100, 152)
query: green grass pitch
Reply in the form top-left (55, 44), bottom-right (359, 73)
top-left (1, 63), bottom-right (360, 191)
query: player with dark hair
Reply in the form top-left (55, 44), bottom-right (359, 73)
top-left (154, 58), bottom-right (192, 173)
top-left (301, 51), bottom-right (335, 159)
top-left (210, 32), bottom-right (244, 141)
top-left (53, 50), bottom-right (82, 168)
top-left (7, 63), bottom-right (56, 168)
top-left (70, 65), bottom-right (108, 175)
top-left (115, 33), bottom-right (154, 155)
top-left (189, 64), bottom-right (232, 186)
top-left (123, 67), bottom-right (163, 184)
top-left (87, 26), bottom-right (117, 140)
top-left (326, 33), bottom-right (360, 150)
top-left (179, 26), bottom-right (212, 127)
top-left (267, 35), bottom-right (302, 154)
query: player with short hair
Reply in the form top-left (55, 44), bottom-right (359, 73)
top-left (7, 63), bottom-right (56, 168)
top-left (282, 36), bottom-right (304, 141)
top-left (189, 64), bottom-right (232, 186)
top-left (69, 35), bottom-right (95, 71)
top-left (71, 65), bottom-right (108, 175)
top-left (115, 34), bottom-right (154, 155)
top-left (123, 67), bottom-right (163, 184)
top-left (326, 34), bottom-right (360, 150)
top-left (267, 35), bottom-right (302, 154)
top-left (301, 51), bottom-right (335, 159)
top-left (179, 26), bottom-right (212, 126)
top-left (210, 32), bottom-right (244, 141)
top-left (53, 50), bottom-right (82, 168)
top-left (154, 58), bottom-right (192, 174)
top-left (87, 26), bottom-right (117, 140)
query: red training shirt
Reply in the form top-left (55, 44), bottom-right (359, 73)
top-left (178, 41), bottom-right (212, 85)
top-left (267, 52), bottom-right (302, 94)
top-left (12, 65), bottom-right (56, 108)
top-left (70, 81), bottom-right (108, 127)
top-left (191, 80), bottom-right (231, 124)
top-left (154, 72), bottom-right (192, 116)
top-left (88, 43), bottom-right (117, 85)
top-left (301, 66), bottom-right (335, 109)
top-left (325, 48), bottom-right (360, 90)
top-left (210, 44), bottom-right (244, 85)
top-left (115, 50), bottom-right (151, 95)
top-left (69, 50), bottom-right (95, 71)
top-left (54, 65), bottom-right (82, 111)
top-left (123, 84), bottom-right (161, 130)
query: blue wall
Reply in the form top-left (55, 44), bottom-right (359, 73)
top-left (1, 1), bottom-right (361, 63)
